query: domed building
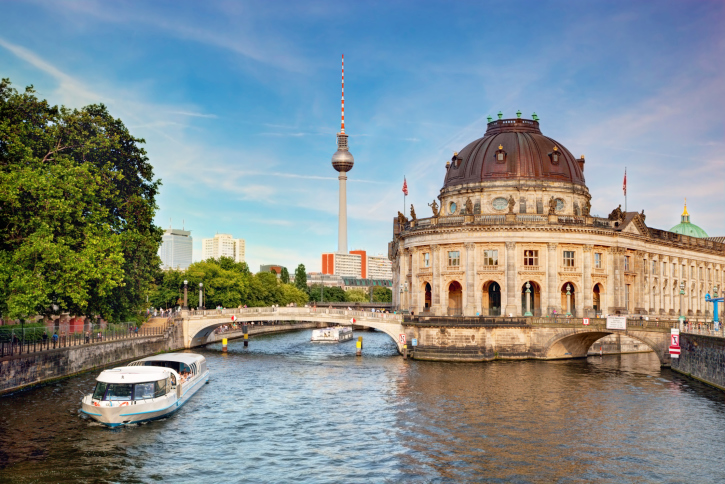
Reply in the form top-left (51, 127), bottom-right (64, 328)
top-left (670, 202), bottom-right (709, 238)
top-left (390, 115), bottom-right (725, 319)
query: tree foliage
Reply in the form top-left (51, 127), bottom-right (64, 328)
top-left (149, 257), bottom-right (308, 309)
top-left (344, 289), bottom-right (368, 303)
top-left (0, 79), bottom-right (162, 321)
top-left (372, 286), bottom-right (393, 303)
top-left (294, 264), bottom-right (307, 292)
top-left (307, 284), bottom-right (346, 303)
top-left (280, 267), bottom-right (290, 284)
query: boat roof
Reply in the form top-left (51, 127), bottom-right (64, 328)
top-left (133, 353), bottom-right (206, 365)
top-left (96, 366), bottom-right (172, 384)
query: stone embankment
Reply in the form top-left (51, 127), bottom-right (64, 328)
top-left (671, 333), bottom-right (725, 391)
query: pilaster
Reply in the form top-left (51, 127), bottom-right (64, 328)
top-left (582, 245), bottom-right (593, 317)
top-left (431, 244), bottom-right (441, 315)
top-left (505, 241), bottom-right (517, 316)
top-left (465, 242), bottom-right (476, 316)
top-left (547, 243), bottom-right (558, 315)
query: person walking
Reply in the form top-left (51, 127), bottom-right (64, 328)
top-left (52, 332), bottom-right (58, 348)
top-left (42, 331), bottom-right (48, 349)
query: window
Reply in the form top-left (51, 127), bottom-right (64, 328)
top-left (651, 260), bottom-right (656, 275)
top-left (448, 251), bottom-right (460, 267)
top-left (483, 250), bottom-right (498, 266)
top-left (519, 198), bottom-right (527, 214)
top-left (662, 262), bottom-right (666, 275)
top-left (625, 256), bottom-right (630, 271)
top-left (625, 284), bottom-right (630, 310)
top-left (92, 382), bottom-right (108, 400)
top-left (595, 253), bottom-right (602, 269)
top-left (699, 267), bottom-right (704, 280)
top-left (683, 265), bottom-right (686, 279)
top-left (105, 384), bottom-right (133, 401)
top-left (690, 266), bottom-right (694, 279)
top-left (708, 268), bottom-right (711, 281)
top-left (672, 264), bottom-right (676, 277)
top-left (134, 382), bottom-right (155, 400)
top-left (423, 253), bottom-right (430, 267)
top-left (563, 251), bottom-right (575, 267)
top-left (524, 250), bottom-right (538, 266)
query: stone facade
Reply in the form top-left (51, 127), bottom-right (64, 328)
top-left (671, 333), bottom-right (725, 391)
top-left (391, 118), bottom-right (725, 320)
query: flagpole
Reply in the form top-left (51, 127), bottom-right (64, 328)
top-left (624, 167), bottom-right (627, 213)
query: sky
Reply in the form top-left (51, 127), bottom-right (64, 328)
top-left (1, 0), bottom-right (724, 273)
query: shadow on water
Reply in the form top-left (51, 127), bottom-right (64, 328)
top-left (1, 329), bottom-right (725, 483)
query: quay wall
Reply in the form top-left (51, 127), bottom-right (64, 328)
top-left (671, 333), bottom-right (725, 391)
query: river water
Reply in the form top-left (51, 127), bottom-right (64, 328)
top-left (1, 329), bottom-right (725, 483)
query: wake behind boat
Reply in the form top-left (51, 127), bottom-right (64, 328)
top-left (311, 326), bottom-right (353, 343)
top-left (80, 353), bottom-right (209, 427)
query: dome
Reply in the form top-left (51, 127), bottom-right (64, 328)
top-left (443, 117), bottom-right (585, 189)
top-left (332, 149), bottom-right (354, 172)
top-left (670, 202), bottom-right (708, 238)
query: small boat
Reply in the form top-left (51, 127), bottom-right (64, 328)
top-left (311, 326), bottom-right (353, 343)
top-left (80, 353), bottom-right (209, 427)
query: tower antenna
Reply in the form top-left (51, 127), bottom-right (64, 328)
top-left (341, 54), bottom-right (345, 134)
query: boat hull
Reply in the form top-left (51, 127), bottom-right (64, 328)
top-left (81, 371), bottom-right (209, 427)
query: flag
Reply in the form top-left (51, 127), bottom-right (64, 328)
top-left (402, 177), bottom-right (408, 196)
top-left (622, 168), bottom-right (627, 196)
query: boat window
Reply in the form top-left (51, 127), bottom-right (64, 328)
top-left (106, 384), bottom-right (133, 401)
top-left (154, 379), bottom-right (167, 398)
top-left (134, 382), bottom-right (155, 400)
top-left (92, 382), bottom-right (108, 400)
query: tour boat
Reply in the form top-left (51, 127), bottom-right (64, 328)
top-left (311, 326), bottom-right (353, 343)
top-left (80, 353), bottom-right (209, 427)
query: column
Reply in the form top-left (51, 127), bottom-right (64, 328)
top-left (582, 245), bottom-right (593, 317)
top-left (465, 242), bottom-right (476, 316)
top-left (547, 243), bottom-right (558, 316)
top-left (400, 248), bottom-right (409, 311)
top-left (606, 248), bottom-right (615, 313)
top-left (505, 241), bottom-right (517, 316)
top-left (431, 244), bottom-right (441, 315)
top-left (411, 247), bottom-right (419, 313)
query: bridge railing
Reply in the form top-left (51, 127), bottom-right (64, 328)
top-left (683, 322), bottom-right (725, 338)
top-left (528, 317), bottom-right (678, 331)
top-left (187, 306), bottom-right (403, 323)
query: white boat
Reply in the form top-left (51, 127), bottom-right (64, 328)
top-left (311, 326), bottom-right (353, 343)
top-left (80, 353), bottom-right (209, 427)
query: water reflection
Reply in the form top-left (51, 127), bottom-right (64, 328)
top-left (1, 330), bottom-right (724, 483)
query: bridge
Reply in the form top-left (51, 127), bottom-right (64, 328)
top-left (179, 308), bottom-right (677, 365)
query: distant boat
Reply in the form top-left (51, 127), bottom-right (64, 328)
top-left (311, 326), bottom-right (353, 343)
top-left (80, 353), bottom-right (209, 427)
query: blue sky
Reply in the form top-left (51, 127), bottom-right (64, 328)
top-left (1, 0), bottom-right (723, 272)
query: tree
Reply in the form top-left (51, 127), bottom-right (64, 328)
top-left (0, 79), bottom-right (162, 322)
top-left (294, 264), bottom-right (307, 292)
top-left (308, 285), bottom-right (346, 303)
top-left (345, 289), bottom-right (368, 303)
top-left (280, 267), bottom-right (290, 284)
top-left (372, 286), bottom-right (393, 303)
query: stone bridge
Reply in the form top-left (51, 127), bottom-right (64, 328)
top-left (180, 308), bottom-right (676, 366)
top-left (181, 307), bottom-right (405, 350)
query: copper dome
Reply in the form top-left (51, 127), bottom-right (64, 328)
top-left (443, 118), bottom-right (585, 189)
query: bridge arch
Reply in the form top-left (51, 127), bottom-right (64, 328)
top-left (543, 328), bottom-right (667, 365)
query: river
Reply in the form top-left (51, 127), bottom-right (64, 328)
top-left (1, 329), bottom-right (724, 483)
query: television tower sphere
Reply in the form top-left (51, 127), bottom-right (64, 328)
top-left (332, 134), bottom-right (354, 172)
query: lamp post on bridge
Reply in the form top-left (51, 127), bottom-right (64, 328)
top-left (679, 281), bottom-right (685, 326)
top-left (705, 285), bottom-right (722, 330)
top-left (566, 284), bottom-right (572, 317)
top-left (183, 280), bottom-right (188, 310)
top-left (524, 282), bottom-right (532, 317)
top-left (199, 282), bottom-right (204, 310)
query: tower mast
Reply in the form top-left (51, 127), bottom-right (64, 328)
top-left (331, 54), bottom-right (354, 254)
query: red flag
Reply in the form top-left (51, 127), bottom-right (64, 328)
top-left (622, 169), bottom-right (627, 196)
top-left (402, 177), bottom-right (408, 196)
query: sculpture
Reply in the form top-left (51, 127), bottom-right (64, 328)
top-left (583, 199), bottom-right (591, 217)
top-left (608, 204), bottom-right (624, 222)
top-left (548, 196), bottom-right (557, 215)
top-left (428, 200), bottom-right (439, 217)
top-left (508, 195), bottom-right (516, 213)
top-left (640, 209), bottom-right (646, 222)
top-left (410, 204), bottom-right (417, 221)
top-left (397, 211), bottom-right (408, 226)
top-left (465, 197), bottom-right (473, 215)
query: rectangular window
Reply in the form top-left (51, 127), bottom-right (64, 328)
top-left (708, 268), bottom-right (711, 281)
top-left (423, 253), bottom-right (430, 267)
top-left (563, 251), bottom-right (575, 267)
top-left (699, 267), bottom-right (704, 280)
top-left (683, 265), bottom-right (686, 278)
top-left (651, 260), bottom-right (656, 275)
top-left (672, 264), bottom-right (676, 277)
top-left (691, 266), bottom-right (695, 278)
top-left (524, 250), bottom-right (538, 266)
top-left (625, 256), bottom-right (630, 271)
top-left (519, 198), bottom-right (527, 214)
top-left (483, 250), bottom-right (498, 266)
top-left (662, 262), bottom-right (666, 275)
top-left (595, 253), bottom-right (602, 269)
top-left (625, 284), bottom-right (630, 310)
top-left (448, 251), bottom-right (460, 267)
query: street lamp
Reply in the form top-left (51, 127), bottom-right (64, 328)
top-left (199, 282), bottom-right (204, 310)
top-left (183, 280), bottom-right (188, 310)
top-left (566, 284), bottom-right (572, 317)
top-left (524, 281), bottom-right (533, 317)
top-left (679, 281), bottom-right (685, 323)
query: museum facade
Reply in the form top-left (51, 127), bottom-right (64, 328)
top-left (390, 115), bottom-right (725, 319)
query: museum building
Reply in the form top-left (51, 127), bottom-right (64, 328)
top-left (390, 115), bottom-right (725, 319)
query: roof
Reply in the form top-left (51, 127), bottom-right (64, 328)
top-left (96, 366), bottom-right (172, 384)
top-left (443, 117), bottom-right (585, 189)
top-left (134, 353), bottom-right (206, 365)
top-left (706, 236), bottom-right (725, 244)
top-left (669, 221), bottom-right (708, 238)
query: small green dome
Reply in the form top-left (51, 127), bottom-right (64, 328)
top-left (670, 200), bottom-right (708, 238)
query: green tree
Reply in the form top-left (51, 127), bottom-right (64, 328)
top-left (345, 289), bottom-right (368, 303)
top-left (308, 285), bottom-right (346, 303)
top-left (372, 286), bottom-right (393, 303)
top-left (0, 79), bottom-right (162, 322)
top-left (294, 264), bottom-right (307, 291)
top-left (280, 267), bottom-right (290, 284)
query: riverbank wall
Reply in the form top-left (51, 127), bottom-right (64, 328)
top-left (671, 333), bottom-right (725, 391)
top-left (0, 323), bottom-right (185, 396)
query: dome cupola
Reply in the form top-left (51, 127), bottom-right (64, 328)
top-left (670, 200), bottom-right (708, 238)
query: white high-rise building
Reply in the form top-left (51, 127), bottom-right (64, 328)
top-left (201, 233), bottom-right (245, 263)
top-left (159, 228), bottom-right (193, 270)
top-left (367, 254), bottom-right (393, 280)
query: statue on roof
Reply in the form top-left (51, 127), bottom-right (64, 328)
top-left (608, 205), bottom-right (624, 222)
top-left (583, 199), bottom-right (591, 217)
top-left (640, 209), bottom-right (646, 222)
top-left (428, 200), bottom-right (439, 218)
top-left (548, 196), bottom-right (557, 215)
top-left (397, 211), bottom-right (408, 227)
top-left (465, 197), bottom-right (473, 215)
top-left (410, 204), bottom-right (417, 221)
top-left (508, 195), bottom-right (516, 214)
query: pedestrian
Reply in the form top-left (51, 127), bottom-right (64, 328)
top-left (52, 332), bottom-right (58, 348)
top-left (85, 331), bottom-right (90, 344)
top-left (42, 331), bottom-right (48, 348)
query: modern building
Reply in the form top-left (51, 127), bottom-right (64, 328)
top-left (260, 264), bottom-right (286, 277)
top-left (307, 272), bottom-right (345, 287)
top-left (201, 233), bottom-right (245, 263)
top-left (159, 228), bottom-right (193, 271)
top-left (390, 114), bottom-right (725, 319)
top-left (322, 250), bottom-right (393, 280)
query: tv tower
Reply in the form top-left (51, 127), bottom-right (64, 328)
top-left (331, 54), bottom-right (354, 253)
